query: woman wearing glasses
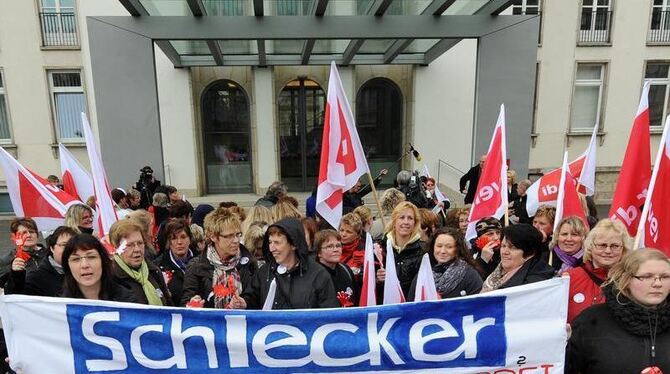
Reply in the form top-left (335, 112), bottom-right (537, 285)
top-left (314, 229), bottom-right (358, 307)
top-left (61, 234), bottom-right (135, 302)
top-left (181, 207), bottom-right (256, 308)
top-left (567, 248), bottom-right (670, 373)
top-left (564, 219), bottom-right (630, 323)
top-left (109, 220), bottom-right (171, 306)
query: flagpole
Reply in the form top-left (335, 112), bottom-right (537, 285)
top-left (367, 172), bottom-right (386, 229)
top-left (634, 115), bottom-right (670, 249)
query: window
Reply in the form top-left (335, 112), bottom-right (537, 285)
top-left (39, 0), bottom-right (78, 46)
top-left (570, 64), bottom-right (606, 131)
top-left (0, 72), bottom-right (11, 140)
top-left (646, 62), bottom-right (670, 128)
top-left (579, 0), bottom-right (612, 44)
top-left (48, 71), bottom-right (86, 140)
top-left (512, 0), bottom-right (540, 15)
top-left (650, 0), bottom-right (670, 43)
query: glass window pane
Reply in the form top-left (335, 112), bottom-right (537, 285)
top-left (571, 85), bottom-right (600, 130)
top-left (646, 63), bottom-right (670, 79)
top-left (583, 0), bottom-right (593, 6)
top-left (55, 92), bottom-right (85, 138)
top-left (649, 84), bottom-right (667, 127)
top-left (0, 94), bottom-right (11, 139)
top-left (171, 40), bottom-right (211, 55)
top-left (0, 74), bottom-right (3, 88)
top-left (576, 65), bottom-right (602, 80)
top-left (277, 0), bottom-right (311, 15)
top-left (52, 72), bottom-right (81, 87)
top-left (204, 0), bottom-right (246, 15)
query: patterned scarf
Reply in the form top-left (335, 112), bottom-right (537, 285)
top-left (481, 259), bottom-right (527, 293)
top-left (113, 256), bottom-right (163, 306)
top-left (207, 246), bottom-right (242, 309)
top-left (433, 258), bottom-right (468, 296)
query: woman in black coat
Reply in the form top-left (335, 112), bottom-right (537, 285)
top-left (567, 249), bottom-right (670, 373)
top-left (153, 219), bottom-right (196, 306)
top-left (314, 229), bottom-right (359, 307)
top-left (409, 227), bottom-right (482, 300)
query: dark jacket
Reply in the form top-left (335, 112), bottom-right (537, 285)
top-left (511, 195), bottom-right (531, 224)
top-left (318, 261), bottom-right (359, 307)
top-left (113, 259), bottom-right (172, 306)
top-left (23, 255), bottom-right (64, 297)
top-left (380, 235), bottom-right (426, 298)
top-left (154, 249), bottom-right (196, 306)
top-left (179, 245), bottom-right (256, 307)
top-left (567, 285), bottom-right (670, 374)
top-left (342, 174), bottom-right (383, 214)
top-left (499, 255), bottom-right (554, 289)
top-left (459, 165), bottom-right (481, 204)
top-left (1, 245), bottom-right (48, 294)
top-left (408, 259), bottom-right (483, 300)
top-left (241, 218), bottom-right (338, 310)
top-left (255, 195), bottom-right (278, 208)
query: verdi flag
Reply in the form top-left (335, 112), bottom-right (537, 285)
top-left (553, 152), bottom-right (588, 232)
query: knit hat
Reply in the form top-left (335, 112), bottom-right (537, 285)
top-left (475, 217), bottom-right (502, 237)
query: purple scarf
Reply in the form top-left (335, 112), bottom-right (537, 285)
top-left (553, 246), bottom-right (583, 273)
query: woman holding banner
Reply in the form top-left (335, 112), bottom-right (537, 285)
top-left (180, 208), bottom-right (257, 308)
top-left (109, 220), bottom-right (171, 306)
top-left (408, 227), bottom-right (483, 300)
top-left (547, 216), bottom-right (588, 275)
top-left (480, 224), bottom-right (553, 292)
top-left (61, 234), bottom-right (135, 302)
top-left (376, 201), bottom-right (425, 297)
top-left (564, 219), bottom-right (630, 323)
top-left (567, 249), bottom-right (670, 373)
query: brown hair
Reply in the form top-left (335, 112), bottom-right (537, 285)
top-left (301, 217), bottom-right (318, 248)
top-left (272, 200), bottom-right (302, 221)
top-left (444, 208), bottom-right (469, 230)
top-left (352, 206), bottom-right (373, 227)
top-left (534, 205), bottom-right (556, 226)
top-left (204, 207), bottom-right (242, 239)
top-left (10, 217), bottom-right (38, 234)
top-left (109, 219), bottom-right (145, 247)
top-left (604, 249), bottom-right (670, 302)
top-left (340, 212), bottom-right (363, 234)
top-left (314, 229), bottom-right (341, 256)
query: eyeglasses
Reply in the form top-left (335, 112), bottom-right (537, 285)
top-left (593, 243), bottom-right (623, 251)
top-left (68, 254), bottom-right (101, 265)
top-left (633, 274), bottom-right (670, 284)
top-left (220, 232), bottom-right (243, 241)
top-left (321, 243), bottom-right (343, 250)
top-left (125, 241), bottom-right (145, 249)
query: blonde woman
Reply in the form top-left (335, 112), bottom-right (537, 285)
top-left (376, 201), bottom-right (424, 296)
top-left (64, 203), bottom-right (95, 235)
top-left (547, 216), bottom-right (589, 274)
top-left (241, 205), bottom-right (273, 235)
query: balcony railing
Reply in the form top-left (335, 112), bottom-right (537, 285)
top-left (39, 12), bottom-right (79, 47)
top-left (579, 10), bottom-right (612, 45)
top-left (649, 10), bottom-right (670, 44)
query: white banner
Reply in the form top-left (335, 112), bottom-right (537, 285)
top-left (0, 278), bottom-right (568, 374)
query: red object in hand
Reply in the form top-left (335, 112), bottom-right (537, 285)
top-left (10, 232), bottom-right (31, 262)
top-left (186, 298), bottom-right (205, 308)
top-left (642, 367), bottom-right (663, 374)
top-left (475, 236), bottom-right (500, 251)
top-left (213, 275), bottom-right (238, 300)
top-left (336, 291), bottom-right (353, 307)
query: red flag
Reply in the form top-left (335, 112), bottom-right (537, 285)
top-left (0, 147), bottom-right (81, 230)
top-left (359, 233), bottom-right (377, 307)
top-left (466, 104), bottom-right (507, 241)
top-left (382, 241), bottom-right (405, 304)
top-left (316, 62), bottom-right (370, 229)
top-left (610, 81), bottom-right (652, 236)
top-left (414, 253), bottom-right (439, 301)
top-left (554, 152), bottom-right (588, 231)
top-left (59, 143), bottom-right (94, 202)
top-left (81, 113), bottom-right (118, 235)
top-left (637, 116), bottom-right (670, 254)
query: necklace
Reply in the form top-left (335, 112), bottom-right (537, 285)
top-left (648, 311), bottom-right (659, 362)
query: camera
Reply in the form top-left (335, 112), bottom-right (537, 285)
top-left (397, 170), bottom-right (430, 209)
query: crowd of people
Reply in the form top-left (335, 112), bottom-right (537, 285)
top-left (0, 165), bottom-right (668, 373)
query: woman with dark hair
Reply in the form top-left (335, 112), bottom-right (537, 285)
top-left (481, 224), bottom-right (553, 292)
top-left (61, 234), bottom-right (135, 301)
top-left (314, 229), bottom-right (359, 307)
top-left (1, 218), bottom-right (47, 293)
top-left (154, 219), bottom-right (195, 306)
top-left (409, 227), bottom-right (483, 300)
top-left (567, 249), bottom-right (670, 373)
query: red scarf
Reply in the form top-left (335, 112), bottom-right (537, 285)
top-left (340, 237), bottom-right (361, 264)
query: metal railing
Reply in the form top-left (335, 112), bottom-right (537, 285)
top-left (437, 159), bottom-right (466, 190)
top-left (578, 10), bottom-right (612, 44)
top-left (649, 10), bottom-right (670, 44)
top-left (39, 12), bottom-right (79, 47)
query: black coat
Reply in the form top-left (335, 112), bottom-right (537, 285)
top-left (179, 245), bottom-right (256, 307)
top-left (318, 262), bottom-right (359, 307)
top-left (567, 285), bottom-right (670, 373)
top-left (0, 245), bottom-right (48, 294)
top-left (154, 249), bottom-right (196, 306)
top-left (23, 256), bottom-right (64, 297)
top-left (113, 259), bottom-right (172, 306)
top-left (342, 174), bottom-right (383, 214)
top-left (408, 259), bottom-right (483, 300)
top-left (241, 218), bottom-right (338, 310)
top-left (380, 236), bottom-right (426, 298)
top-left (459, 165), bottom-right (481, 204)
top-left (499, 255), bottom-right (554, 289)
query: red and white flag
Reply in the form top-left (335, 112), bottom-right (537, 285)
top-left (554, 152), bottom-right (588, 231)
top-left (637, 115), bottom-right (670, 255)
top-left (466, 104), bottom-right (507, 241)
top-left (59, 143), bottom-right (94, 203)
top-left (421, 165), bottom-right (449, 207)
top-left (0, 147), bottom-right (81, 230)
top-left (359, 233), bottom-right (377, 307)
top-left (414, 253), bottom-right (439, 301)
top-left (316, 62), bottom-right (370, 229)
top-left (382, 241), bottom-right (405, 304)
top-left (526, 128), bottom-right (597, 216)
top-left (610, 81), bottom-right (652, 236)
top-left (81, 113), bottom-right (118, 235)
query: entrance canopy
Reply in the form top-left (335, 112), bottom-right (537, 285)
top-left (116, 0), bottom-right (526, 67)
